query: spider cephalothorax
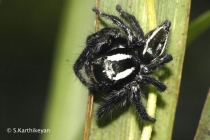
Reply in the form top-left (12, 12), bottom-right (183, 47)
top-left (73, 5), bottom-right (172, 122)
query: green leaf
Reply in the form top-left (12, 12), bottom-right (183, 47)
top-left (41, 0), bottom-right (95, 140)
top-left (40, 0), bottom-right (190, 139)
top-left (88, 0), bottom-right (190, 140)
top-left (187, 10), bottom-right (210, 45)
top-left (194, 89), bottom-right (210, 140)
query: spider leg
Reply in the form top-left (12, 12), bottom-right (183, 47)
top-left (87, 27), bottom-right (121, 54)
top-left (97, 89), bottom-right (128, 118)
top-left (116, 5), bottom-right (144, 43)
top-left (129, 81), bottom-right (156, 122)
top-left (136, 75), bottom-right (166, 92)
top-left (74, 46), bottom-right (98, 91)
top-left (141, 54), bottom-right (173, 74)
top-left (74, 28), bottom-right (121, 92)
top-left (87, 28), bottom-right (120, 50)
top-left (92, 7), bottom-right (135, 43)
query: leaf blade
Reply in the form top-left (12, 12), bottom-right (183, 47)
top-left (88, 0), bottom-right (190, 140)
top-left (194, 89), bottom-right (210, 140)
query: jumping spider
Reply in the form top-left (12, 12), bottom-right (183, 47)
top-left (73, 5), bottom-right (172, 122)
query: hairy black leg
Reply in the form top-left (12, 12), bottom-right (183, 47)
top-left (74, 28), bottom-right (121, 92)
top-left (116, 5), bottom-right (144, 43)
top-left (87, 27), bottom-right (120, 47)
top-left (129, 81), bottom-right (156, 122)
top-left (141, 54), bottom-right (173, 74)
top-left (87, 27), bottom-right (121, 54)
top-left (97, 89), bottom-right (128, 118)
top-left (74, 47), bottom-right (98, 91)
top-left (136, 75), bottom-right (166, 92)
top-left (92, 7), bottom-right (135, 43)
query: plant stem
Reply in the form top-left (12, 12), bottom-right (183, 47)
top-left (140, 0), bottom-right (157, 139)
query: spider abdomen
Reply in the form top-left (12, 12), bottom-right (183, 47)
top-left (90, 48), bottom-right (140, 89)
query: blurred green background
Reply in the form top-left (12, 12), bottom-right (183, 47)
top-left (0, 0), bottom-right (209, 140)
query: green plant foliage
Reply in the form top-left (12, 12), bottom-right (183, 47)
top-left (187, 10), bottom-right (210, 45)
top-left (41, 0), bottom-right (95, 140)
top-left (41, 0), bottom-right (191, 139)
top-left (194, 89), bottom-right (210, 140)
top-left (88, 0), bottom-right (190, 140)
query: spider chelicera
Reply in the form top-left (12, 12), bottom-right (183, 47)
top-left (73, 5), bottom-right (172, 122)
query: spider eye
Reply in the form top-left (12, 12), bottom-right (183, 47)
top-left (142, 20), bottom-right (171, 61)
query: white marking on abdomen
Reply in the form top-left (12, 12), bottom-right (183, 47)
top-left (118, 45), bottom-right (125, 48)
top-left (113, 67), bottom-right (135, 80)
top-left (107, 54), bottom-right (132, 61)
top-left (103, 60), bottom-right (115, 79)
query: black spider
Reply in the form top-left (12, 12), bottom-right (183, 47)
top-left (73, 5), bottom-right (172, 123)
